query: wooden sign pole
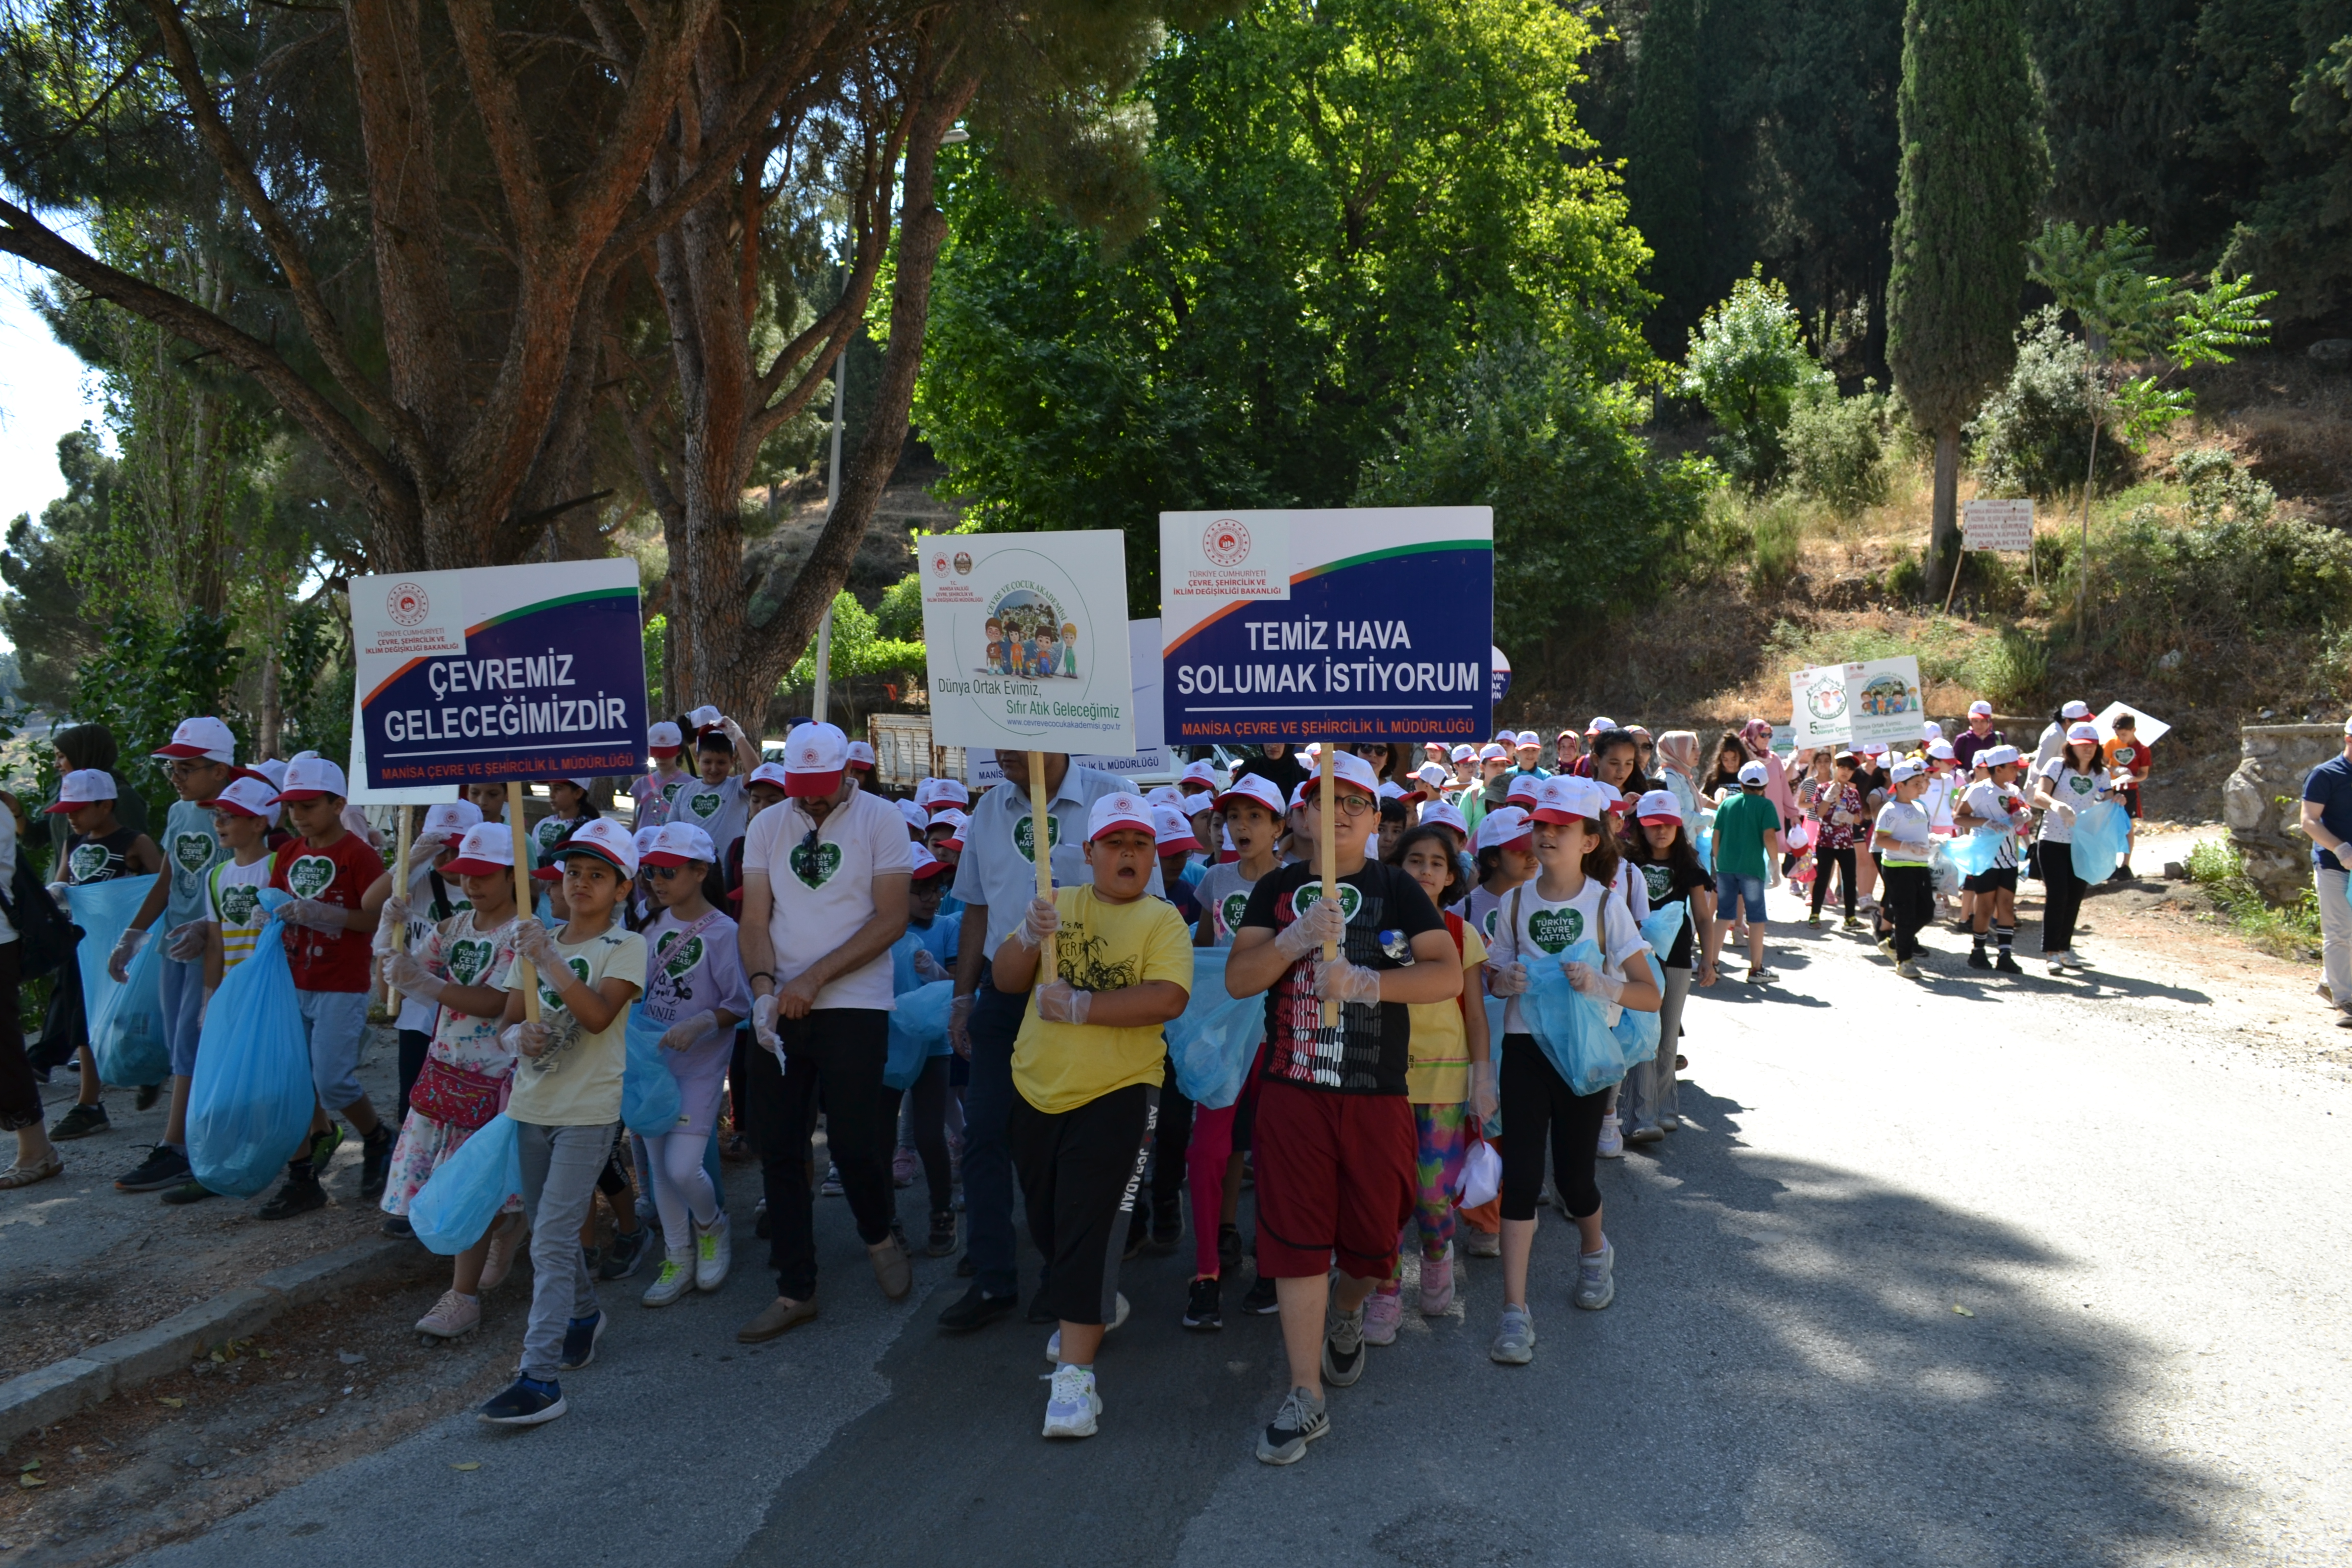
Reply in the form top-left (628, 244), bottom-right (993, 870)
top-left (1318, 742), bottom-right (1337, 1026)
top-left (1028, 751), bottom-right (1056, 982)
top-left (382, 804), bottom-right (413, 1014)
top-left (507, 781), bottom-right (541, 1021)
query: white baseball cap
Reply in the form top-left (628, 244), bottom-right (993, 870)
top-left (910, 843), bottom-right (947, 880)
top-left (200, 775), bottom-right (279, 820)
top-left (1928, 740), bottom-right (1956, 760)
top-left (46, 771), bottom-right (116, 822)
top-left (420, 800), bottom-right (483, 839)
top-left (1413, 762), bottom-right (1449, 793)
top-left (152, 716), bottom-right (236, 764)
top-left (1451, 744), bottom-right (1477, 763)
top-left (632, 825), bottom-right (662, 855)
top-left (1216, 773), bottom-right (1288, 819)
top-left (1922, 720), bottom-right (1943, 741)
top-left (2061, 700), bottom-right (2091, 720)
top-left (1890, 759), bottom-right (1926, 784)
top-left (1145, 784), bottom-right (1187, 810)
top-left (1478, 743), bottom-right (1508, 763)
top-left (1587, 715), bottom-right (1617, 733)
top-left (1736, 761), bottom-right (1769, 787)
top-left (1514, 730), bottom-right (1541, 748)
top-left (1505, 773), bottom-right (1541, 806)
top-left (1087, 792), bottom-right (1156, 843)
top-left (928, 807), bottom-right (970, 835)
top-left (272, 755), bottom-right (348, 802)
top-left (641, 822), bottom-right (717, 867)
top-left (546, 815), bottom-right (639, 877)
top-left (1633, 788), bottom-right (1683, 825)
top-left (846, 741), bottom-right (876, 772)
top-left (685, 705), bottom-right (724, 732)
top-left (1420, 800), bottom-right (1469, 839)
top-left (781, 722), bottom-right (848, 797)
top-left (1377, 780), bottom-right (1406, 801)
top-left (1179, 761), bottom-right (1220, 792)
top-left (748, 762), bottom-right (792, 792)
top-left (1288, 781), bottom-right (1314, 812)
top-left (2067, 721), bottom-right (2101, 744)
top-left (648, 720), bottom-right (685, 757)
top-left (1532, 775), bottom-right (1604, 825)
top-left (1982, 744), bottom-right (2023, 768)
top-left (925, 778), bottom-right (970, 813)
top-left (442, 822), bottom-right (519, 877)
top-left (1476, 805), bottom-right (1533, 850)
top-left (896, 798), bottom-right (928, 830)
top-left (1969, 700), bottom-right (1994, 717)
top-left (251, 757), bottom-right (289, 790)
top-left (1151, 803), bottom-right (1203, 852)
top-left (1314, 751), bottom-right (1381, 799)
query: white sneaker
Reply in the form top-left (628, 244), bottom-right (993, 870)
top-left (1041, 1363), bottom-right (1100, 1438)
top-left (1573, 1237), bottom-right (1616, 1310)
top-left (642, 1252), bottom-right (695, 1308)
top-left (1044, 1293), bottom-right (1129, 1363)
top-left (695, 1212), bottom-right (732, 1291)
top-left (1596, 1114), bottom-right (1625, 1160)
top-left (2059, 950), bottom-right (2092, 969)
top-left (1489, 1304), bottom-right (1535, 1364)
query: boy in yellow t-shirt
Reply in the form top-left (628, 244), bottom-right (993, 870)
top-left (993, 792), bottom-right (1193, 1441)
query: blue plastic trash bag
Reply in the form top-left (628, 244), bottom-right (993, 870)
top-left (1696, 826), bottom-right (1714, 874)
top-left (71, 874), bottom-right (167, 1087)
top-left (1483, 993), bottom-right (1508, 1050)
top-left (1607, 950), bottom-right (1667, 1070)
top-left (1165, 949), bottom-right (1264, 1110)
top-left (2070, 800), bottom-right (2130, 882)
top-left (887, 981), bottom-right (954, 1090)
top-left (1949, 827), bottom-right (2006, 878)
top-left (408, 1113), bottom-right (524, 1256)
top-left (1520, 939), bottom-right (1630, 1096)
top-left (1638, 901), bottom-right (1686, 963)
top-left (1929, 841), bottom-right (1963, 899)
top-left (622, 1004), bottom-right (685, 1136)
top-left (187, 892), bottom-right (316, 1198)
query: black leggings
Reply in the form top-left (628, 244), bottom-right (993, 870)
top-left (1881, 864), bottom-right (1934, 960)
top-left (883, 1056), bottom-right (954, 1214)
top-left (1811, 846), bottom-right (1857, 917)
top-left (2041, 852), bottom-right (2086, 953)
top-left (1148, 1064), bottom-right (1193, 1219)
top-left (396, 1028), bottom-right (430, 1124)
top-left (1497, 1034), bottom-right (1608, 1223)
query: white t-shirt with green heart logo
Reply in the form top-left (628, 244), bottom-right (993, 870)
top-left (2034, 758), bottom-right (2111, 845)
top-left (641, 908), bottom-right (751, 1050)
top-left (1489, 874), bottom-right (1643, 1037)
top-left (675, 776), bottom-right (749, 863)
top-left (1192, 862), bottom-right (1262, 947)
top-left (742, 789), bottom-right (914, 1012)
top-left (162, 799), bottom-right (225, 928)
top-left (416, 910), bottom-right (520, 1075)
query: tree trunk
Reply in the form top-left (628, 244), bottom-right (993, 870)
top-left (1928, 422), bottom-right (1962, 598)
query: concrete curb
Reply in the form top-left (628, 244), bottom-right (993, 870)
top-left (0, 1237), bottom-right (440, 1449)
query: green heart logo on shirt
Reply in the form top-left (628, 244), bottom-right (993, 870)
top-left (1481, 909), bottom-right (1501, 941)
top-left (687, 790), bottom-right (723, 822)
top-left (657, 930), bottom-right (705, 977)
top-left (790, 839), bottom-right (843, 889)
top-left (1220, 892), bottom-right (1251, 936)
top-left (172, 831), bottom-right (216, 875)
top-left (1012, 815), bottom-right (1062, 864)
top-left (1528, 906), bottom-right (1584, 953)
top-left (67, 843), bottom-right (110, 882)
top-left (216, 884), bottom-right (261, 927)
top-left (1641, 864), bottom-right (1672, 900)
top-left (2069, 775), bottom-right (2092, 795)
top-left (1293, 883), bottom-right (1362, 924)
top-left (286, 855), bottom-right (336, 899)
top-left (446, 937), bottom-right (496, 986)
top-left (537, 954), bottom-right (592, 1012)
top-left (534, 817), bottom-right (567, 851)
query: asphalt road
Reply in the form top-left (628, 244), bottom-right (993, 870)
top-left (133, 902), bottom-right (2352, 1568)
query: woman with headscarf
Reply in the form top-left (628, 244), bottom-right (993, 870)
top-left (1654, 731), bottom-right (1704, 824)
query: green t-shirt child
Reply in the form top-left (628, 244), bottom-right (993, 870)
top-left (1713, 789), bottom-right (1779, 880)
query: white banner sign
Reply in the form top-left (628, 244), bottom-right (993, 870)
top-left (2093, 700), bottom-right (2170, 748)
top-left (1963, 498), bottom-right (2035, 551)
top-left (970, 620), bottom-right (1170, 783)
top-left (1790, 665), bottom-right (1851, 750)
top-left (918, 531), bottom-right (1135, 753)
top-left (1789, 656), bottom-right (1927, 749)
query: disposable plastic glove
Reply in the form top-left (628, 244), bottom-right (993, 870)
top-left (106, 926), bottom-right (150, 984)
top-left (2053, 801), bottom-right (2077, 823)
top-left (510, 917), bottom-right (559, 973)
top-left (504, 1020), bottom-right (552, 1058)
top-left (373, 895), bottom-right (411, 952)
top-left (1036, 981), bottom-right (1092, 1024)
top-left (382, 949), bottom-right (445, 1003)
top-left (1486, 961), bottom-right (1531, 997)
top-left (1315, 958), bottom-right (1383, 1006)
top-left (283, 897), bottom-right (347, 933)
top-left (1273, 897), bottom-right (1346, 962)
top-left (911, 948), bottom-right (951, 984)
top-left (660, 1010), bottom-right (717, 1051)
top-left (45, 883), bottom-right (69, 913)
top-left (1014, 896), bottom-right (1060, 950)
top-left (1562, 960), bottom-right (1625, 1004)
top-left (751, 992), bottom-right (781, 1052)
top-left (163, 920), bottom-right (207, 962)
top-left (948, 993), bottom-right (974, 1057)
top-left (1468, 1060), bottom-right (1499, 1124)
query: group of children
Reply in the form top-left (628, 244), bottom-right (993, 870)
top-left (1, 692), bottom-right (2153, 1451)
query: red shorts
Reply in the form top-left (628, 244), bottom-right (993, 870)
top-left (1251, 1077), bottom-right (1416, 1281)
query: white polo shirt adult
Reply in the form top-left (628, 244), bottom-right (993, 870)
top-left (949, 763), bottom-right (1163, 954)
top-left (741, 787), bottom-right (912, 1011)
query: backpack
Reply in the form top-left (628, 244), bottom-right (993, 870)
top-left (0, 796), bottom-right (75, 982)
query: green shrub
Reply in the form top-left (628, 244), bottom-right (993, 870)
top-left (1746, 494), bottom-right (1807, 590)
top-left (1678, 270), bottom-right (1831, 491)
top-left (1967, 307), bottom-right (2134, 499)
top-left (2187, 838), bottom-right (2321, 956)
top-left (1969, 625), bottom-right (2050, 707)
top-left (2173, 447), bottom-right (2275, 526)
top-left (1884, 547), bottom-right (1928, 602)
top-left (1785, 381), bottom-right (1892, 515)
top-left (2060, 500), bottom-right (2352, 662)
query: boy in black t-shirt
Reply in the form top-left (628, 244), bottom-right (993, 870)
top-left (1224, 749), bottom-right (1458, 1466)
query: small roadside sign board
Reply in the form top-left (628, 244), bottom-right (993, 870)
top-left (1159, 506), bottom-right (1494, 744)
top-left (917, 530), bottom-right (1136, 754)
top-left (1963, 499), bottom-right (2036, 552)
top-left (350, 560), bottom-right (649, 793)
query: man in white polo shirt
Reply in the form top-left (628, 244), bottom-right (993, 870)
top-left (735, 721), bottom-right (913, 1341)
top-left (936, 750), bottom-right (1161, 1332)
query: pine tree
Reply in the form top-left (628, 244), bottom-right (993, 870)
top-left (1627, 0), bottom-right (1706, 350)
top-left (1885, 0), bottom-right (2048, 589)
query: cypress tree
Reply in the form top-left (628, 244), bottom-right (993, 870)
top-left (1885, 0), bottom-right (2048, 589)
top-left (1627, 0), bottom-right (1706, 351)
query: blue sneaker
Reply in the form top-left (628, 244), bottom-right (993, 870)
top-left (558, 1310), bottom-right (606, 1371)
top-left (478, 1376), bottom-right (566, 1426)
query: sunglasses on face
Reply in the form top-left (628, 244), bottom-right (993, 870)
top-left (646, 864), bottom-right (688, 881)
